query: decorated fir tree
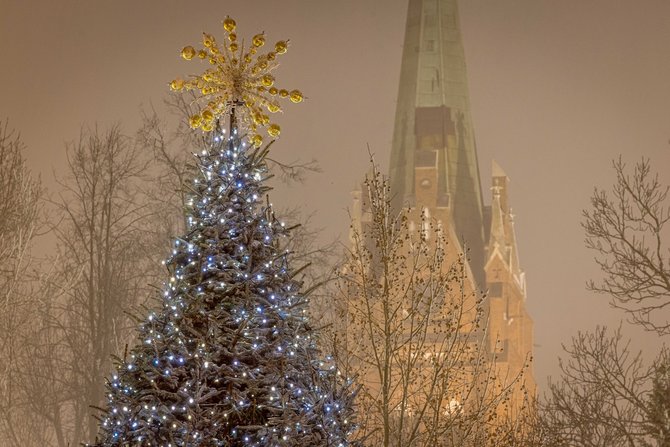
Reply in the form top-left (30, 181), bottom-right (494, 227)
top-left (90, 17), bottom-right (356, 446)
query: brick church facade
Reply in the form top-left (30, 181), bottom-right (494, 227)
top-left (350, 0), bottom-right (535, 415)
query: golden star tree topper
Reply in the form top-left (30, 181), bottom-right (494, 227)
top-left (170, 16), bottom-right (303, 147)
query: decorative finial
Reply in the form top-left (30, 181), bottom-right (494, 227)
top-left (170, 16), bottom-right (304, 147)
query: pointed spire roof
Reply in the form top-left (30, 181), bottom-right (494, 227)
top-left (389, 0), bottom-right (486, 286)
top-left (492, 159), bottom-right (507, 178)
top-left (487, 160), bottom-right (523, 281)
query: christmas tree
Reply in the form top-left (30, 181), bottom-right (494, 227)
top-left (90, 17), bottom-right (356, 446)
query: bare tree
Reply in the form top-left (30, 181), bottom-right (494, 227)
top-left (16, 268), bottom-right (74, 447)
top-left (33, 124), bottom-right (156, 446)
top-left (0, 120), bottom-right (43, 446)
top-left (334, 164), bottom-right (528, 446)
top-left (494, 400), bottom-right (553, 447)
top-left (542, 157), bottom-right (670, 446)
top-left (542, 326), bottom-right (665, 447)
top-left (583, 157), bottom-right (670, 335)
top-left (137, 97), bottom-right (196, 243)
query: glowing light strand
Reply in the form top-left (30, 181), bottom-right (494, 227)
top-left (89, 129), bottom-right (356, 445)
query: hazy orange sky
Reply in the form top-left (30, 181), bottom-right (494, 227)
top-left (1, 0), bottom-right (669, 390)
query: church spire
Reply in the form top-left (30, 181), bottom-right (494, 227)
top-left (389, 0), bottom-right (486, 286)
top-left (487, 160), bottom-right (523, 282)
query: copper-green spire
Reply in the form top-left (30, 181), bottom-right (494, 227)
top-left (389, 0), bottom-right (486, 286)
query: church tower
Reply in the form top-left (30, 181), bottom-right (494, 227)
top-left (387, 0), bottom-right (535, 403)
top-left (353, 0), bottom-right (535, 408)
top-left (389, 0), bottom-right (486, 287)
top-left (484, 161), bottom-right (536, 398)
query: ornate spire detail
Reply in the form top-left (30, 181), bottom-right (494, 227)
top-left (488, 185), bottom-right (506, 256)
top-left (487, 160), bottom-right (523, 284)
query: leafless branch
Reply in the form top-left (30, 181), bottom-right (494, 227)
top-left (583, 157), bottom-right (670, 335)
top-left (542, 325), bottom-right (667, 446)
top-left (331, 159), bottom-right (530, 446)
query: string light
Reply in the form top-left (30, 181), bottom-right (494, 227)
top-left (89, 16), bottom-right (354, 447)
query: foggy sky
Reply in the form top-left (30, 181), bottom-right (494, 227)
top-left (1, 0), bottom-right (669, 390)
